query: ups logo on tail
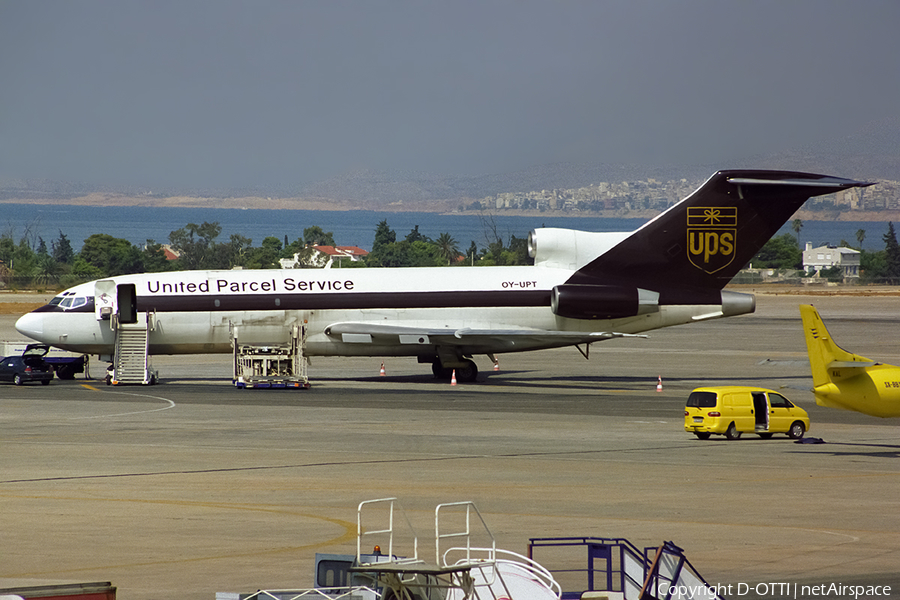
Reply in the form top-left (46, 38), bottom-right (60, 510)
top-left (687, 207), bottom-right (737, 274)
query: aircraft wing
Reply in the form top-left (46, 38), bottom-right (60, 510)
top-left (324, 322), bottom-right (645, 350)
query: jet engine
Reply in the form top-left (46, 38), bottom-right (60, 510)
top-left (528, 228), bottom-right (631, 270)
top-left (550, 284), bottom-right (659, 320)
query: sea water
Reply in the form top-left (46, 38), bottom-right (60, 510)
top-left (0, 203), bottom-right (889, 252)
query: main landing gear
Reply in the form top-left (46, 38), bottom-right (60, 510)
top-left (428, 357), bottom-right (479, 383)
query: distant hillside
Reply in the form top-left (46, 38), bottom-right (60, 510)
top-left (297, 163), bottom-right (716, 209)
top-left (2, 119), bottom-right (897, 210)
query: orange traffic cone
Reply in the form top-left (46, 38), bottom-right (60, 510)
top-left (493, 360), bottom-right (499, 372)
top-left (380, 361), bottom-right (385, 376)
top-left (451, 369), bottom-right (457, 386)
top-left (656, 376), bottom-right (663, 392)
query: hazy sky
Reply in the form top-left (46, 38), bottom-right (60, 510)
top-left (2, 1), bottom-right (898, 192)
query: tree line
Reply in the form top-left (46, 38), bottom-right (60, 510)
top-left (0, 219), bottom-right (529, 290)
top-left (751, 220), bottom-right (900, 283)
top-left (5, 218), bottom-right (900, 290)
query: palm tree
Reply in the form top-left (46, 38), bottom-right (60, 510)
top-left (435, 232), bottom-right (460, 265)
top-left (791, 219), bottom-right (803, 246)
top-left (32, 254), bottom-right (60, 288)
top-left (856, 228), bottom-right (866, 249)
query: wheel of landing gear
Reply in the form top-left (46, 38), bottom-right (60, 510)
top-left (455, 359), bottom-right (478, 383)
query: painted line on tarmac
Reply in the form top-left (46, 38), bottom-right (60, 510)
top-left (70, 391), bottom-right (176, 419)
top-left (0, 444), bottom-right (699, 484)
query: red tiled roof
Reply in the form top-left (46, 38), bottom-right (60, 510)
top-left (336, 246), bottom-right (368, 256)
top-left (311, 245), bottom-right (368, 257)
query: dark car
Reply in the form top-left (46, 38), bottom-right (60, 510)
top-left (0, 344), bottom-right (54, 385)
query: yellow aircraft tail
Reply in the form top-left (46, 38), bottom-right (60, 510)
top-left (799, 304), bottom-right (875, 387)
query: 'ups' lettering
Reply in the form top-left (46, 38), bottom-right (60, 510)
top-left (687, 206), bottom-right (737, 274)
top-left (689, 231), bottom-right (734, 263)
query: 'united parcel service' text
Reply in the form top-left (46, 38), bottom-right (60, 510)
top-left (146, 278), bottom-right (356, 294)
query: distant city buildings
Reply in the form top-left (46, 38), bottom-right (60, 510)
top-left (465, 177), bottom-right (900, 215)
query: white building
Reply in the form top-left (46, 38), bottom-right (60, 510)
top-left (802, 243), bottom-right (860, 278)
top-left (279, 245), bottom-right (369, 269)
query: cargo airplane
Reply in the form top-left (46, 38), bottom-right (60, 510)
top-left (16, 170), bottom-right (871, 382)
top-left (800, 304), bottom-right (900, 418)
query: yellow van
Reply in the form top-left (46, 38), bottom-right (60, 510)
top-left (684, 386), bottom-right (810, 440)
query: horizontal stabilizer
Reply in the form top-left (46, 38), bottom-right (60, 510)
top-left (828, 360), bottom-right (877, 369)
top-left (726, 175), bottom-right (875, 189)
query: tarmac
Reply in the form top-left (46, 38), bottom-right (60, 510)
top-left (1, 289), bottom-right (900, 600)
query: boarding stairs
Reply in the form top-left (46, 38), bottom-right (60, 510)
top-left (110, 312), bottom-right (156, 385)
top-left (527, 537), bottom-right (725, 600)
top-left (216, 502), bottom-right (726, 600)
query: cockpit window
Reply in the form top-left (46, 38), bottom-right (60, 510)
top-left (56, 296), bottom-right (90, 310)
top-left (51, 291), bottom-right (76, 307)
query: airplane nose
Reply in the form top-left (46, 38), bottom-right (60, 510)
top-left (15, 312), bottom-right (44, 341)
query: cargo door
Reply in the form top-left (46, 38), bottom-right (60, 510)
top-left (117, 283), bottom-right (138, 324)
top-left (752, 392), bottom-right (769, 431)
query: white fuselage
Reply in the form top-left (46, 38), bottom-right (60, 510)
top-left (15, 265), bottom-right (733, 358)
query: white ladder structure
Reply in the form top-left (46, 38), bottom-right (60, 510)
top-left (110, 312), bottom-right (156, 385)
top-left (352, 499), bottom-right (561, 600)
